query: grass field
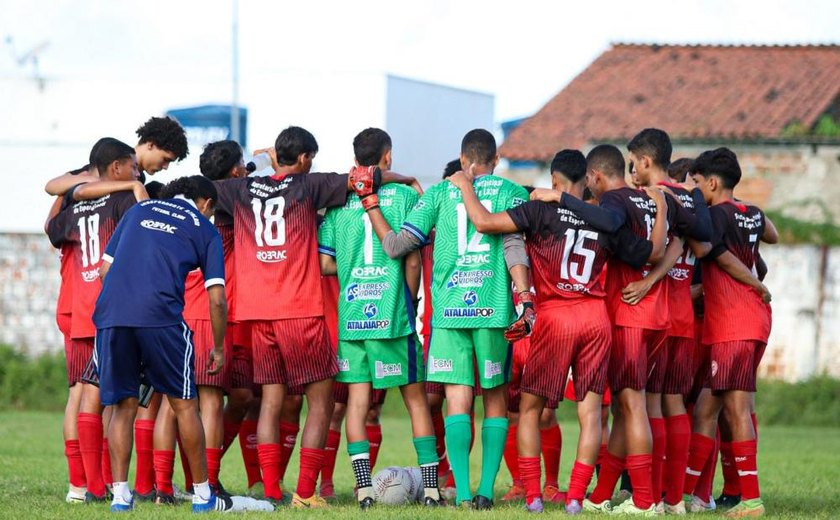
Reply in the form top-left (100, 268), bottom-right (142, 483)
top-left (1, 408), bottom-right (838, 519)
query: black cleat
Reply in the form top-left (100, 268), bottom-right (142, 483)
top-left (212, 480), bottom-right (232, 500)
top-left (133, 488), bottom-right (156, 502)
top-left (716, 493), bottom-right (741, 510)
top-left (359, 496), bottom-right (375, 510)
top-left (423, 496), bottom-right (441, 507)
top-left (85, 491), bottom-right (110, 503)
top-left (472, 495), bottom-right (494, 510)
top-left (154, 492), bottom-right (176, 505)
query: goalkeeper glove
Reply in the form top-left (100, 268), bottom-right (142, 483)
top-left (504, 291), bottom-right (536, 342)
top-left (349, 165), bottom-right (382, 211)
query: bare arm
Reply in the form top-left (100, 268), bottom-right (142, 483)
top-left (404, 251), bottom-right (422, 300)
top-left (447, 172), bottom-right (519, 234)
top-left (646, 187), bottom-right (668, 264)
top-left (621, 237), bottom-right (683, 305)
top-left (44, 196), bottom-right (63, 234)
top-left (73, 180), bottom-right (149, 202)
top-left (45, 170), bottom-right (97, 195)
top-left (206, 284), bottom-right (228, 375)
top-left (687, 238), bottom-right (711, 259)
top-left (319, 254), bottom-right (337, 276)
top-left (714, 250), bottom-right (771, 303)
top-left (367, 207), bottom-right (421, 259)
top-left (509, 264), bottom-right (530, 295)
top-left (762, 214), bottom-right (779, 244)
top-left (99, 260), bottom-right (112, 281)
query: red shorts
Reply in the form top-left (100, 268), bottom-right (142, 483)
top-left (425, 381), bottom-right (445, 396)
top-left (334, 381), bottom-right (349, 404)
top-left (67, 338), bottom-right (93, 387)
top-left (565, 379), bottom-right (612, 407)
top-left (228, 344), bottom-right (254, 391)
top-left (609, 326), bottom-right (667, 393)
top-left (230, 321), bottom-right (252, 348)
top-left (710, 340), bottom-right (766, 393)
top-left (186, 319), bottom-right (231, 390)
top-left (372, 388), bottom-right (387, 406)
top-left (663, 336), bottom-right (695, 396)
top-left (250, 318), bottom-right (338, 387)
top-left (508, 337), bottom-right (558, 411)
top-left (521, 301), bottom-right (611, 404)
top-left (686, 318), bottom-right (708, 404)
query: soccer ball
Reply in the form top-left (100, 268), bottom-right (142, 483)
top-left (372, 466), bottom-right (423, 505)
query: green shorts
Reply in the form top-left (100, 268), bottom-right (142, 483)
top-left (336, 334), bottom-right (425, 389)
top-left (426, 327), bottom-right (512, 389)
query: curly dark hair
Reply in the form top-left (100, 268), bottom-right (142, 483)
top-left (200, 140), bottom-right (242, 181)
top-left (136, 116), bottom-right (189, 161)
top-left (159, 175), bottom-right (217, 201)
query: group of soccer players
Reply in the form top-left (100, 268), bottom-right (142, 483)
top-left (45, 117), bottom-right (774, 517)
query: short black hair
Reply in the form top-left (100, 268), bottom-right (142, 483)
top-left (160, 175), bottom-right (218, 202)
top-left (550, 149), bottom-right (587, 183)
top-left (627, 128), bottom-right (672, 168)
top-left (94, 138), bottom-right (135, 175)
top-left (275, 126), bottom-right (318, 166)
top-left (353, 128), bottom-right (392, 167)
top-left (667, 157), bottom-right (694, 183)
top-left (200, 140), bottom-right (243, 181)
top-left (442, 158), bottom-right (461, 179)
top-left (691, 147), bottom-right (742, 189)
top-left (136, 116), bottom-right (189, 161)
top-left (586, 144), bottom-right (625, 178)
top-left (461, 129), bottom-right (496, 165)
top-left (582, 187), bottom-right (595, 201)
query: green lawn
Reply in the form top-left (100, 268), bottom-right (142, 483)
top-left (0, 409), bottom-right (838, 518)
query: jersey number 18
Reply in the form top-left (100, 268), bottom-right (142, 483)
top-left (252, 196), bottom-right (286, 247)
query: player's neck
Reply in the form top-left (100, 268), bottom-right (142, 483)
top-left (275, 165), bottom-right (305, 176)
top-left (710, 189), bottom-right (735, 205)
top-left (647, 168), bottom-right (668, 185)
top-left (603, 176), bottom-right (627, 192)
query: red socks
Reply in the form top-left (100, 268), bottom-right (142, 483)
top-left (596, 443), bottom-right (608, 467)
top-left (649, 418), bottom-right (666, 504)
top-left (540, 425), bottom-right (562, 488)
top-left (366, 424), bottom-right (383, 471)
top-left (694, 434), bottom-right (718, 503)
top-left (133, 419), bottom-right (155, 495)
top-left (296, 447), bottom-right (325, 499)
top-left (239, 419), bottom-right (261, 487)
top-left (257, 443), bottom-right (283, 500)
top-left (626, 454), bottom-right (654, 509)
top-left (206, 448), bottom-right (223, 487)
top-left (432, 410), bottom-right (450, 477)
top-left (278, 421), bottom-right (300, 481)
top-left (720, 441), bottom-right (741, 496)
top-left (567, 461), bottom-right (595, 502)
top-left (588, 451), bottom-right (623, 504)
top-left (732, 439), bottom-right (760, 500)
top-left (78, 412), bottom-right (105, 497)
top-left (153, 449), bottom-right (175, 495)
top-left (503, 423), bottom-right (521, 485)
top-left (683, 433), bottom-right (715, 495)
top-left (519, 456), bottom-right (542, 505)
top-left (64, 439), bottom-right (86, 488)
top-left (222, 419), bottom-right (241, 455)
top-left (102, 438), bottom-right (112, 487)
top-left (320, 429), bottom-right (341, 484)
top-left (664, 414), bottom-right (690, 505)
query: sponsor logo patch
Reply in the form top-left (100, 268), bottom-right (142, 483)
top-left (345, 282), bottom-right (389, 302)
top-left (374, 361), bottom-right (403, 379)
top-left (338, 358), bottom-right (350, 372)
top-left (140, 219), bottom-right (177, 234)
top-left (446, 270), bottom-right (493, 289)
top-left (484, 360), bottom-right (502, 379)
top-left (428, 356), bottom-right (453, 374)
top-left (256, 250), bottom-right (287, 263)
top-left (351, 266), bottom-right (388, 279)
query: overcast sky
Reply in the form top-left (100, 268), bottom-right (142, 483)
top-left (3, 0), bottom-right (838, 122)
top-left (1, 0), bottom-right (838, 231)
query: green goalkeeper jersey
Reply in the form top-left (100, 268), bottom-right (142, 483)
top-left (402, 175), bottom-right (528, 329)
top-left (318, 184), bottom-right (419, 340)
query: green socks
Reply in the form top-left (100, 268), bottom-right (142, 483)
top-left (445, 414), bottom-right (473, 503)
top-left (477, 416), bottom-right (509, 499)
top-left (413, 435), bottom-right (441, 500)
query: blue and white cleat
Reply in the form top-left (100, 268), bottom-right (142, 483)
top-left (192, 490), bottom-right (233, 513)
top-left (110, 495), bottom-right (134, 512)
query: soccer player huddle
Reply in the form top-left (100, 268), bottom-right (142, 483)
top-left (45, 118), bottom-right (774, 517)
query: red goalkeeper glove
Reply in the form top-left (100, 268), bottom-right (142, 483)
top-left (505, 291), bottom-right (536, 342)
top-left (349, 165), bottom-right (382, 211)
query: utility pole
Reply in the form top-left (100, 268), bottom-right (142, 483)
top-left (231, 0), bottom-right (240, 144)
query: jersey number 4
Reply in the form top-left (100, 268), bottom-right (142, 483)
top-left (77, 214), bottom-right (100, 268)
top-left (252, 197), bottom-right (286, 247)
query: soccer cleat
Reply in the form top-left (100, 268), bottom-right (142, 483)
top-left (442, 485), bottom-right (457, 501)
top-left (583, 498), bottom-right (613, 513)
top-left (610, 499), bottom-right (658, 516)
top-left (66, 486), bottom-right (87, 504)
top-left (192, 491), bottom-right (233, 513)
top-left (319, 481), bottom-right (337, 501)
top-left (133, 488), bottom-right (156, 502)
top-left (291, 492), bottom-right (329, 509)
top-left (359, 496), bottom-right (375, 510)
top-left (723, 498), bottom-right (764, 518)
top-left (613, 489), bottom-right (633, 505)
top-left (173, 483), bottom-right (193, 502)
top-left (424, 496), bottom-right (442, 507)
top-left (110, 495), bottom-right (134, 512)
top-left (472, 495), bottom-right (494, 510)
top-left (85, 491), bottom-right (111, 503)
top-left (154, 492), bottom-right (176, 506)
top-left (663, 500), bottom-right (686, 515)
top-left (716, 493), bottom-right (741, 510)
top-left (687, 495), bottom-right (717, 513)
top-left (459, 500), bottom-right (474, 509)
top-left (655, 501), bottom-right (665, 514)
top-left (543, 485), bottom-right (567, 504)
top-left (502, 483), bottom-right (526, 501)
top-left (525, 497), bottom-right (544, 513)
top-left (566, 499), bottom-right (583, 515)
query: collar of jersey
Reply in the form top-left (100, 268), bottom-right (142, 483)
top-left (722, 198), bottom-right (748, 213)
top-left (172, 195), bottom-right (198, 209)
